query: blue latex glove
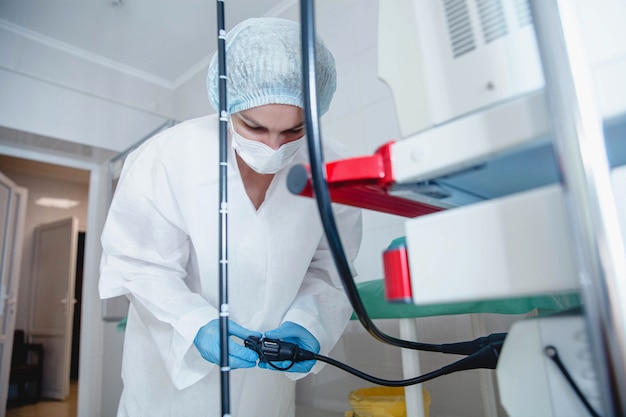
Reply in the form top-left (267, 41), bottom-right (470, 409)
top-left (194, 319), bottom-right (262, 369)
top-left (258, 321), bottom-right (320, 373)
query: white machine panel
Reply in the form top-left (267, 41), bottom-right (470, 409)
top-left (380, 0), bottom-right (626, 184)
top-left (379, 0), bottom-right (544, 138)
top-left (404, 184), bottom-right (578, 304)
top-left (497, 312), bottom-right (605, 417)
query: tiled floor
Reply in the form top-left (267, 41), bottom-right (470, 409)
top-left (5, 380), bottom-right (77, 417)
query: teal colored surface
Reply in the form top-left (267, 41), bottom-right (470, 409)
top-left (117, 316), bottom-right (127, 331)
top-left (350, 279), bottom-right (581, 320)
top-left (386, 236), bottom-right (407, 250)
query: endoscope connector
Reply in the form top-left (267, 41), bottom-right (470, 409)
top-left (244, 336), bottom-right (315, 363)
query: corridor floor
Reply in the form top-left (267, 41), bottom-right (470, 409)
top-left (5, 381), bottom-right (77, 417)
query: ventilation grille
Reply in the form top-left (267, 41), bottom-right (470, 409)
top-left (513, 0), bottom-right (533, 27)
top-left (443, 0), bottom-right (477, 58)
top-left (477, 0), bottom-right (508, 43)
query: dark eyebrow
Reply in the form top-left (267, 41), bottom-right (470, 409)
top-left (238, 114), bottom-right (304, 132)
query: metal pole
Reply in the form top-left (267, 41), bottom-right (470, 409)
top-left (216, 0), bottom-right (231, 415)
top-left (530, 1), bottom-right (626, 415)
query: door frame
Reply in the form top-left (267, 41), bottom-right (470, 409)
top-left (0, 143), bottom-right (109, 416)
top-left (0, 176), bottom-right (27, 411)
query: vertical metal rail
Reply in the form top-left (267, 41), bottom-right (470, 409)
top-left (530, 1), bottom-right (626, 415)
top-left (216, 0), bottom-right (231, 415)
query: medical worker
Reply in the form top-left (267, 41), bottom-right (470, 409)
top-left (99, 17), bottom-right (362, 417)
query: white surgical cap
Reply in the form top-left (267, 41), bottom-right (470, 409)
top-left (207, 17), bottom-right (336, 115)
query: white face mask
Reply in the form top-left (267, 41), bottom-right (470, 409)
top-left (230, 122), bottom-right (305, 174)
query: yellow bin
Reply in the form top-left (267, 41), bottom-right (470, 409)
top-left (344, 386), bottom-right (431, 417)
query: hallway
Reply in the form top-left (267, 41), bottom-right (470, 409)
top-left (6, 381), bottom-right (77, 417)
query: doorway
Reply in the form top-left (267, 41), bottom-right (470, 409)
top-left (0, 155), bottom-right (90, 414)
top-left (5, 232), bottom-right (84, 417)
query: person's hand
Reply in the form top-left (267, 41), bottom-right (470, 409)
top-left (258, 321), bottom-right (320, 373)
top-left (194, 319), bottom-right (262, 369)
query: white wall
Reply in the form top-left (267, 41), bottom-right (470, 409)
top-left (173, 67), bottom-right (213, 122)
top-left (0, 24), bottom-right (172, 153)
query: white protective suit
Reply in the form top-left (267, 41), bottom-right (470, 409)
top-left (99, 113), bottom-right (362, 417)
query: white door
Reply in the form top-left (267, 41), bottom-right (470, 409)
top-left (29, 217), bottom-right (78, 400)
top-left (0, 172), bottom-right (28, 411)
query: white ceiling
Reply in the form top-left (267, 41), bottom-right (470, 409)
top-left (0, 0), bottom-right (289, 179)
top-left (0, 0), bottom-right (288, 86)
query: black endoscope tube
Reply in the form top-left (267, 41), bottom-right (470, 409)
top-left (299, 0), bottom-right (471, 355)
top-left (216, 0), bottom-right (231, 415)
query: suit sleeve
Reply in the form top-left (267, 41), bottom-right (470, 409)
top-left (99, 145), bottom-right (216, 390)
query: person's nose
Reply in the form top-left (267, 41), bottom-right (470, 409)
top-left (261, 133), bottom-right (286, 150)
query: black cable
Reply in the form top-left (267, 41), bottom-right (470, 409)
top-left (216, 0), bottom-right (231, 414)
top-left (298, 0), bottom-right (503, 356)
top-left (545, 345), bottom-right (603, 417)
top-left (246, 336), bottom-right (504, 387)
top-left (312, 346), bottom-right (505, 387)
top-left (267, 361), bottom-right (295, 371)
top-left (313, 353), bottom-right (446, 387)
